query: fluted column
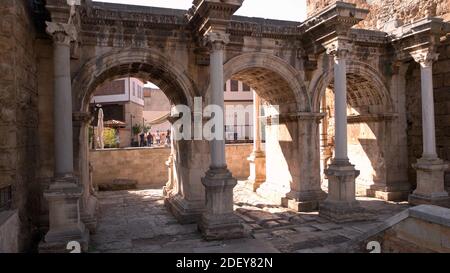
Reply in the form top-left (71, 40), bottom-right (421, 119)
top-left (199, 32), bottom-right (244, 240)
top-left (39, 21), bottom-right (89, 253)
top-left (247, 91), bottom-right (265, 191)
top-left (409, 48), bottom-right (449, 207)
top-left (319, 40), bottom-right (368, 222)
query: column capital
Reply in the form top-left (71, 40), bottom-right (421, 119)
top-left (46, 21), bottom-right (77, 46)
top-left (324, 39), bottom-right (351, 60)
top-left (203, 32), bottom-right (230, 51)
top-left (411, 48), bottom-right (439, 68)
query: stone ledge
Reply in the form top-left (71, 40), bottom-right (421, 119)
top-left (409, 205), bottom-right (450, 228)
top-left (333, 205), bottom-right (450, 252)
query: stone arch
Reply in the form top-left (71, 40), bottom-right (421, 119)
top-left (72, 48), bottom-right (198, 112)
top-left (311, 59), bottom-right (393, 113)
top-left (313, 59), bottom-right (396, 197)
top-left (222, 52), bottom-right (311, 112)
top-left (71, 48), bottom-right (204, 226)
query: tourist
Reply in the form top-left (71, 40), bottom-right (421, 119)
top-left (147, 133), bottom-right (153, 147)
top-left (155, 130), bottom-right (161, 145)
top-left (166, 129), bottom-right (171, 146)
top-left (139, 131), bottom-right (145, 147)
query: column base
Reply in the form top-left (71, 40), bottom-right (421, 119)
top-left (81, 194), bottom-right (98, 234)
top-left (366, 183), bottom-right (411, 202)
top-left (199, 167), bottom-right (245, 240)
top-left (165, 194), bottom-right (205, 224)
top-left (39, 228), bottom-right (90, 253)
top-left (198, 213), bottom-right (247, 241)
top-left (282, 190), bottom-right (327, 212)
top-left (247, 151), bottom-right (266, 192)
top-left (39, 176), bottom-right (89, 253)
top-left (319, 200), bottom-right (372, 223)
top-left (410, 158), bottom-right (450, 208)
top-left (319, 160), bottom-right (372, 222)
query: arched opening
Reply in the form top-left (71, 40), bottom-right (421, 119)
top-left (222, 53), bottom-right (322, 212)
top-left (71, 49), bottom-right (205, 251)
top-left (314, 61), bottom-right (394, 197)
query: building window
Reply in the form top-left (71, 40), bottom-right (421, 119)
top-left (230, 80), bottom-right (239, 92)
top-left (243, 83), bottom-right (251, 92)
top-left (0, 185), bottom-right (12, 212)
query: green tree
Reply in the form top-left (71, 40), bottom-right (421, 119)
top-left (132, 124), bottom-right (142, 136)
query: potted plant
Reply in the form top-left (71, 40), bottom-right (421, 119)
top-left (132, 124), bottom-right (141, 147)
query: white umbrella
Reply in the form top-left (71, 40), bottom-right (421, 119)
top-left (97, 108), bottom-right (104, 149)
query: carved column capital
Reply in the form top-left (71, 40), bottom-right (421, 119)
top-left (324, 39), bottom-right (351, 60)
top-left (46, 21), bottom-right (77, 46)
top-left (411, 48), bottom-right (439, 68)
top-left (203, 32), bottom-right (230, 51)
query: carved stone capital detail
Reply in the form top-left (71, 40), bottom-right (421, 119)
top-left (46, 21), bottom-right (77, 46)
top-left (411, 48), bottom-right (439, 68)
top-left (203, 32), bottom-right (230, 51)
top-left (324, 39), bottom-right (351, 60)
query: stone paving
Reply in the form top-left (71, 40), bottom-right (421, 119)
top-left (89, 181), bottom-right (410, 253)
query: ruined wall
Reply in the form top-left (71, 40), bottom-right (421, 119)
top-left (0, 0), bottom-right (40, 251)
top-left (307, 0), bottom-right (450, 29)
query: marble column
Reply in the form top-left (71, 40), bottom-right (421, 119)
top-left (319, 41), bottom-right (368, 222)
top-left (409, 49), bottom-right (450, 207)
top-left (39, 22), bottom-right (89, 252)
top-left (198, 32), bottom-right (244, 240)
top-left (247, 91), bottom-right (266, 191)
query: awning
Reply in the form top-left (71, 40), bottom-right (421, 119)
top-left (148, 113), bottom-right (170, 125)
top-left (104, 119), bottom-right (127, 128)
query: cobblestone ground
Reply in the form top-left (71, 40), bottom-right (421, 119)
top-left (90, 181), bottom-right (409, 253)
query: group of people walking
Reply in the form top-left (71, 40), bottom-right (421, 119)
top-left (139, 129), bottom-right (170, 147)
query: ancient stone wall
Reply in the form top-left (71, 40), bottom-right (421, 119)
top-left (0, 0), bottom-right (40, 251)
top-left (306, 0), bottom-right (450, 29)
top-left (90, 144), bottom-right (253, 188)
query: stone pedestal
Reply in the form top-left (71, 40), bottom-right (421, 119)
top-left (319, 161), bottom-right (370, 222)
top-left (198, 167), bottom-right (245, 240)
top-left (283, 190), bottom-right (327, 212)
top-left (367, 183), bottom-right (411, 202)
top-left (409, 158), bottom-right (450, 207)
top-left (247, 151), bottom-right (265, 192)
top-left (39, 177), bottom-right (89, 253)
top-left (165, 194), bottom-right (205, 224)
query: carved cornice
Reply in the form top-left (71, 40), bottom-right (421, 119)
top-left (390, 17), bottom-right (450, 62)
top-left (188, 0), bottom-right (243, 37)
top-left (297, 2), bottom-right (368, 57)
